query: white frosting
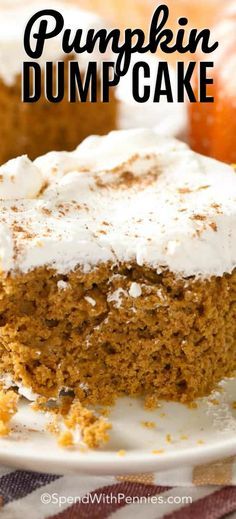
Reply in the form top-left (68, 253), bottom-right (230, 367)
top-left (0, 128), bottom-right (236, 278)
top-left (84, 296), bottom-right (96, 307)
top-left (0, 155), bottom-right (44, 199)
top-left (107, 288), bottom-right (127, 308)
top-left (0, 0), bottom-right (105, 85)
top-left (129, 283), bottom-right (142, 298)
top-left (0, 223), bottom-right (14, 272)
top-left (57, 279), bottom-right (69, 290)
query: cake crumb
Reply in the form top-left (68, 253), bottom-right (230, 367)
top-left (141, 421), bottom-right (156, 429)
top-left (188, 402), bottom-right (198, 409)
top-left (117, 449), bottom-right (126, 457)
top-left (84, 296), bottom-right (96, 307)
top-left (152, 449), bottom-right (164, 455)
top-left (144, 395), bottom-right (160, 409)
top-left (47, 417), bottom-right (60, 436)
top-left (197, 439), bottom-right (205, 445)
top-left (209, 398), bottom-right (220, 406)
top-left (129, 282), bottom-right (142, 298)
top-left (64, 399), bottom-right (111, 449)
top-left (57, 280), bottom-right (69, 291)
top-left (42, 396), bottom-right (112, 449)
top-left (100, 407), bottom-right (111, 417)
top-left (58, 430), bottom-right (74, 448)
top-left (166, 434), bottom-right (172, 443)
top-left (232, 401), bottom-right (236, 409)
top-left (180, 435), bottom-right (188, 441)
top-left (0, 422), bottom-right (9, 436)
top-left (0, 390), bottom-right (19, 436)
top-left (82, 420), bottom-right (111, 449)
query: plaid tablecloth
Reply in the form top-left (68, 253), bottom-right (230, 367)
top-left (1, 457), bottom-right (236, 518)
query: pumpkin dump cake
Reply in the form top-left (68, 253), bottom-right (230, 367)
top-left (0, 128), bottom-right (235, 419)
top-left (0, 0), bottom-right (117, 163)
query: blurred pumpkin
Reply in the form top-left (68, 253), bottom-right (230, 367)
top-left (189, 2), bottom-right (236, 163)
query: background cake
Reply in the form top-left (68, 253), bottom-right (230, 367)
top-left (0, 0), bottom-right (117, 163)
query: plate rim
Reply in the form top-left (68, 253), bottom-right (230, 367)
top-left (0, 434), bottom-right (235, 475)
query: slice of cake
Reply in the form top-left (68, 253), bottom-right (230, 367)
top-left (0, 0), bottom-right (117, 163)
top-left (0, 129), bottom-right (235, 407)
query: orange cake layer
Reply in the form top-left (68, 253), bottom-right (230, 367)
top-left (0, 1), bottom-right (117, 163)
top-left (0, 264), bottom-right (235, 405)
top-left (0, 69), bottom-right (117, 164)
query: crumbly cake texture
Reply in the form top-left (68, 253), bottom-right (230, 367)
top-left (0, 390), bottom-right (19, 436)
top-left (0, 1), bottom-right (117, 162)
top-left (0, 264), bottom-right (235, 406)
top-left (42, 397), bottom-right (112, 449)
top-left (0, 129), bottom-right (235, 417)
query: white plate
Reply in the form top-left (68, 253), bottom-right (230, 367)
top-left (0, 377), bottom-right (236, 475)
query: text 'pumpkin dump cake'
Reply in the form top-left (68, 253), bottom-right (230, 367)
top-left (0, 129), bottom-right (235, 408)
